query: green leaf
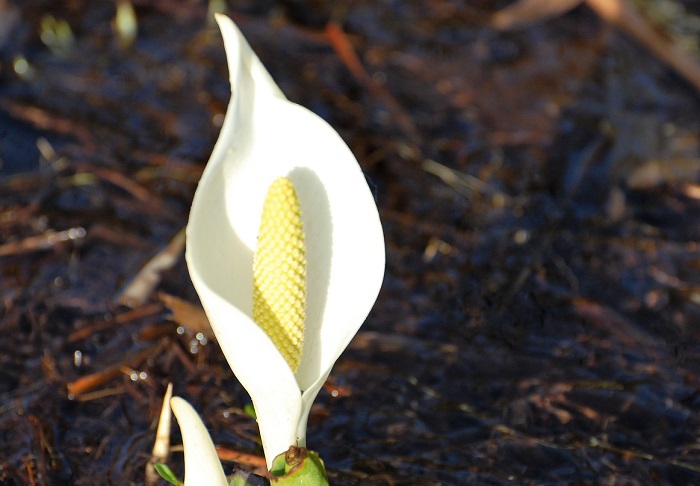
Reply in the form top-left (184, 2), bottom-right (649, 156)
top-left (154, 463), bottom-right (183, 486)
top-left (243, 403), bottom-right (257, 419)
top-left (270, 451), bottom-right (288, 477)
top-left (269, 447), bottom-right (329, 485)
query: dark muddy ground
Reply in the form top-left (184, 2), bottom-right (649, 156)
top-left (1, 1), bottom-right (700, 484)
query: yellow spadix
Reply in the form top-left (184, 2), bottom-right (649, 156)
top-left (253, 177), bottom-right (306, 372)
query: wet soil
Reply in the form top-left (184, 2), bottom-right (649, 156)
top-left (1, 1), bottom-right (700, 485)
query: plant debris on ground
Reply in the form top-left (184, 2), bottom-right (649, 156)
top-left (1, 1), bottom-right (700, 484)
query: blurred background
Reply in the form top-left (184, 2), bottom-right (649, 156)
top-left (1, 0), bottom-right (700, 484)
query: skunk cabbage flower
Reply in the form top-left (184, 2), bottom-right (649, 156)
top-left (185, 13), bottom-right (385, 470)
top-left (170, 396), bottom-right (228, 486)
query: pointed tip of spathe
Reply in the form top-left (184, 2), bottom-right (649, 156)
top-left (212, 12), bottom-right (286, 101)
top-left (213, 11), bottom-right (227, 26)
top-left (170, 396), bottom-right (228, 486)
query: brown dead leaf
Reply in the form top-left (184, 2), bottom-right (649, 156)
top-left (158, 292), bottom-right (213, 338)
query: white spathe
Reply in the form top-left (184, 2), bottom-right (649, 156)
top-left (185, 14), bottom-right (385, 469)
top-left (170, 397), bottom-right (228, 486)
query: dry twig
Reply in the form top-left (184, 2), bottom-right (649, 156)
top-left (115, 228), bottom-right (186, 307)
top-left (325, 21), bottom-right (419, 140)
top-left (585, 0), bottom-right (700, 92)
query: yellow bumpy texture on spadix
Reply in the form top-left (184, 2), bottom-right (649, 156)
top-left (253, 177), bottom-right (306, 372)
